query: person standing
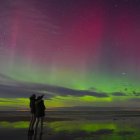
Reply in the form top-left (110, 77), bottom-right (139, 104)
top-left (28, 94), bottom-right (36, 134)
top-left (34, 95), bottom-right (46, 135)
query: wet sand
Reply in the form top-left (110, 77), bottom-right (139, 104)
top-left (0, 111), bottom-right (140, 140)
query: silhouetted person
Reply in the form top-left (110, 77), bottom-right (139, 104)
top-left (33, 132), bottom-right (43, 140)
top-left (34, 95), bottom-right (46, 135)
top-left (28, 133), bottom-right (33, 140)
top-left (28, 94), bottom-right (36, 135)
top-left (39, 133), bottom-right (43, 140)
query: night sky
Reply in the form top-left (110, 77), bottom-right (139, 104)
top-left (0, 0), bottom-right (140, 109)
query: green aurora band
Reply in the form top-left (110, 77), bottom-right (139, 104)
top-left (5, 65), bottom-right (140, 93)
top-left (0, 0), bottom-right (140, 109)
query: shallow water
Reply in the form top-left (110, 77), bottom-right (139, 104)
top-left (0, 118), bottom-right (140, 140)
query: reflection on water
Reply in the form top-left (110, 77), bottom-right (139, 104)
top-left (0, 119), bottom-right (140, 140)
top-left (47, 120), bottom-right (140, 140)
top-left (48, 121), bottom-right (116, 132)
top-left (0, 121), bottom-right (29, 128)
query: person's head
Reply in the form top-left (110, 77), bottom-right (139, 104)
top-left (30, 94), bottom-right (36, 99)
top-left (37, 95), bottom-right (44, 100)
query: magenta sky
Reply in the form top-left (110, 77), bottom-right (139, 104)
top-left (0, 0), bottom-right (140, 107)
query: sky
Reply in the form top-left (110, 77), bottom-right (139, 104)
top-left (0, 0), bottom-right (140, 110)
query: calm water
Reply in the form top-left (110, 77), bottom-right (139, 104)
top-left (0, 118), bottom-right (140, 140)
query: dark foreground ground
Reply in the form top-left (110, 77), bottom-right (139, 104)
top-left (0, 111), bottom-right (140, 140)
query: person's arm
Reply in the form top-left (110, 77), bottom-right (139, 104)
top-left (42, 100), bottom-right (46, 110)
top-left (29, 100), bottom-right (32, 108)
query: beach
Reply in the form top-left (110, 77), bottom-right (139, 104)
top-left (0, 111), bottom-right (140, 140)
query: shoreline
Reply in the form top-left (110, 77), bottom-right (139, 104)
top-left (0, 110), bottom-right (140, 122)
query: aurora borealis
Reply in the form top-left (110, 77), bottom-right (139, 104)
top-left (0, 0), bottom-right (140, 109)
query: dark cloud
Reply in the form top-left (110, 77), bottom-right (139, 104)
top-left (21, 83), bottom-right (108, 98)
top-left (0, 73), bottom-right (115, 99)
top-left (129, 98), bottom-right (140, 102)
top-left (0, 84), bottom-right (41, 98)
top-left (132, 91), bottom-right (140, 96)
top-left (112, 92), bottom-right (126, 96)
top-left (0, 82), bottom-right (108, 98)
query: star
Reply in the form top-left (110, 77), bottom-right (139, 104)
top-left (114, 4), bottom-right (118, 8)
top-left (122, 72), bottom-right (126, 75)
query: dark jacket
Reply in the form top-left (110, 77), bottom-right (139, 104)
top-left (30, 97), bottom-right (36, 114)
top-left (35, 99), bottom-right (46, 117)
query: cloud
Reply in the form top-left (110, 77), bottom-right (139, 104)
top-left (112, 92), bottom-right (126, 96)
top-left (0, 82), bottom-right (108, 98)
top-left (129, 98), bottom-right (140, 102)
top-left (21, 83), bottom-right (108, 98)
top-left (0, 73), bottom-right (109, 99)
top-left (0, 84), bottom-right (41, 98)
